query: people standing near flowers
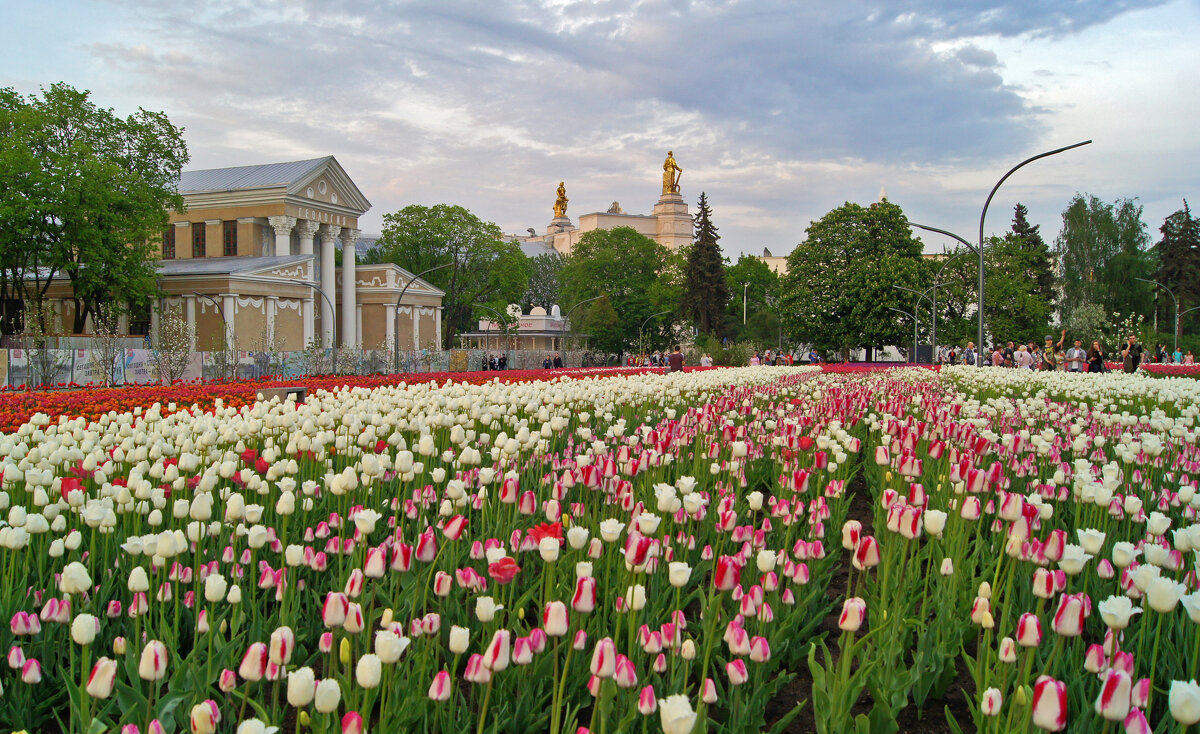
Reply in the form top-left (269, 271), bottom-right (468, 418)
top-left (1186, 351), bottom-right (1195, 364)
top-left (1173, 346), bottom-right (1183, 363)
top-left (1065, 338), bottom-right (1087, 373)
top-left (667, 345), bottom-right (684, 373)
top-left (1122, 334), bottom-right (1144, 373)
top-left (962, 342), bottom-right (977, 366)
top-left (1039, 330), bottom-right (1064, 371)
top-left (991, 345), bottom-right (1004, 366)
top-left (1088, 340), bottom-right (1107, 372)
top-left (1015, 344), bottom-right (1034, 369)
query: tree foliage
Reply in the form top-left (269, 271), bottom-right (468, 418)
top-left (779, 199), bottom-right (924, 358)
top-left (1155, 200), bottom-right (1200, 339)
top-left (723, 254), bottom-right (781, 343)
top-left (521, 252), bottom-right (564, 312)
top-left (1055, 193), bottom-right (1153, 328)
top-left (681, 192), bottom-right (727, 335)
top-left (559, 227), bottom-right (677, 355)
top-left (0, 83), bottom-right (188, 334)
top-left (367, 204), bottom-right (529, 348)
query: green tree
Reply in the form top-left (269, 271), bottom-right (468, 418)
top-left (1009, 203), bottom-right (1056, 308)
top-left (366, 204), bottom-right (529, 348)
top-left (0, 83), bottom-right (188, 334)
top-left (1155, 200), bottom-right (1200, 341)
top-left (521, 252), bottom-right (564, 312)
top-left (559, 227), bottom-right (677, 355)
top-left (779, 199), bottom-right (925, 359)
top-left (1055, 194), bottom-right (1153, 327)
top-left (681, 192), bottom-right (727, 335)
top-left (723, 254), bottom-right (780, 341)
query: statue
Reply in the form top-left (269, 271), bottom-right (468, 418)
top-left (662, 150), bottom-right (682, 195)
top-left (553, 181), bottom-right (568, 218)
top-left (607, 201), bottom-right (624, 214)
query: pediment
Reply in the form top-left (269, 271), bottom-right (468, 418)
top-left (289, 157), bottom-right (371, 215)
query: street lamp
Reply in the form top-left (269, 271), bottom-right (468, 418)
top-left (474, 303), bottom-right (510, 358)
top-left (393, 262), bottom-right (453, 374)
top-left (887, 307), bottom-right (918, 364)
top-left (564, 295), bottom-right (604, 353)
top-left (909, 140), bottom-right (1091, 365)
top-left (892, 285), bottom-right (932, 363)
top-left (1136, 277), bottom-right (1178, 354)
top-left (295, 282), bottom-right (339, 375)
top-left (742, 282), bottom-right (749, 325)
top-left (639, 310), bottom-right (671, 353)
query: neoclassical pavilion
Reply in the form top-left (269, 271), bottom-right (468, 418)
top-left (43, 156), bottom-right (443, 352)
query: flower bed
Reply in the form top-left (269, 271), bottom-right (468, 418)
top-left (2, 365), bottom-right (1200, 733)
top-left (0, 366), bottom-right (695, 434)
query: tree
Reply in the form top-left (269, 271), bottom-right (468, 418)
top-left (723, 255), bottom-right (780, 341)
top-left (779, 199), bottom-right (925, 359)
top-left (558, 227), bottom-right (677, 356)
top-left (1055, 193), bottom-right (1153, 328)
top-left (366, 204), bottom-right (529, 348)
top-left (1009, 203), bottom-right (1056, 308)
top-left (0, 83), bottom-right (188, 334)
top-left (1155, 200), bottom-right (1200, 340)
top-left (521, 252), bottom-right (564, 312)
top-left (681, 193), bottom-right (727, 335)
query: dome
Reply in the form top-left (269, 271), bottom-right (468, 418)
top-left (530, 306), bottom-right (547, 316)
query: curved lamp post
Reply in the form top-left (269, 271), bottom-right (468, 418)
top-left (639, 310), bottom-right (671, 353)
top-left (891, 285), bottom-right (932, 362)
top-left (393, 262), bottom-right (453, 374)
top-left (564, 295), bottom-right (604, 353)
top-left (474, 303), bottom-right (510, 357)
top-left (1136, 277), bottom-right (1178, 354)
top-left (296, 282), bottom-right (338, 374)
top-left (887, 307), bottom-right (918, 364)
top-left (907, 139), bottom-right (1091, 364)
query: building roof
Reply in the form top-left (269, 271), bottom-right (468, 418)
top-left (156, 255), bottom-right (312, 277)
top-left (177, 158), bottom-right (331, 194)
top-left (519, 240), bottom-right (559, 259)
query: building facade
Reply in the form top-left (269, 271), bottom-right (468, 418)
top-left (40, 156), bottom-right (443, 352)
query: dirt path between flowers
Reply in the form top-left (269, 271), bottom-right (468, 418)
top-left (764, 475), bottom-right (976, 733)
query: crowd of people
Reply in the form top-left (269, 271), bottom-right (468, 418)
top-left (749, 349), bottom-right (795, 366)
top-left (939, 331), bottom-right (1195, 373)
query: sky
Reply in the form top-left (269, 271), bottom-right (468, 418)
top-left (4, 0), bottom-right (1198, 258)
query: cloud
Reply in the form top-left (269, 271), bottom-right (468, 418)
top-left (25, 0), bottom-right (1185, 256)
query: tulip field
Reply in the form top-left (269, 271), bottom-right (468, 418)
top-left (2, 364), bottom-right (1200, 734)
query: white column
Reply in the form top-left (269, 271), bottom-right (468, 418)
top-left (117, 312), bottom-right (130, 334)
top-left (266, 296), bottom-right (278, 346)
top-left (385, 304), bottom-right (396, 351)
top-left (222, 293), bottom-right (236, 351)
top-left (434, 307), bottom-right (443, 350)
top-left (413, 306), bottom-right (421, 349)
top-left (356, 304), bottom-right (363, 348)
top-left (302, 298), bottom-right (314, 346)
top-left (319, 224), bottom-right (339, 348)
top-left (149, 300), bottom-right (160, 345)
top-left (295, 219), bottom-right (319, 257)
top-left (268, 215), bottom-right (297, 257)
top-left (184, 295), bottom-right (197, 351)
top-left (341, 228), bottom-right (359, 348)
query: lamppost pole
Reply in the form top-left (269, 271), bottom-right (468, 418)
top-left (892, 284), bottom-right (932, 362)
top-left (975, 140), bottom-right (1092, 364)
top-left (564, 295), bottom-right (603, 353)
top-left (742, 282), bottom-right (749, 325)
top-left (639, 310), bottom-right (671, 353)
top-left (1136, 277), bottom-right (1179, 354)
top-left (887, 307), bottom-right (918, 364)
top-left (474, 303), bottom-right (510, 363)
top-left (294, 282), bottom-right (338, 374)
top-left (394, 262), bottom-right (452, 374)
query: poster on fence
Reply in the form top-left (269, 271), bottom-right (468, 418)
top-left (7, 348), bottom-right (74, 388)
top-left (124, 349), bottom-right (156, 384)
top-left (0, 350), bottom-right (7, 387)
top-left (72, 348), bottom-right (125, 386)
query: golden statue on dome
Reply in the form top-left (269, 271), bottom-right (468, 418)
top-left (662, 151), bottom-right (682, 195)
top-left (553, 181), bottom-right (568, 218)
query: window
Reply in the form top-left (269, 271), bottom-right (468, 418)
top-left (223, 220), bottom-right (238, 256)
top-left (162, 227), bottom-right (175, 259)
top-left (192, 223), bottom-right (205, 258)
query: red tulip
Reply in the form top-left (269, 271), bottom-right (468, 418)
top-left (488, 557), bottom-right (521, 585)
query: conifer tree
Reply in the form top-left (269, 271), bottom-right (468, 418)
top-left (1009, 203), bottom-right (1057, 307)
top-left (682, 193), bottom-right (728, 335)
top-left (1156, 200), bottom-right (1200, 333)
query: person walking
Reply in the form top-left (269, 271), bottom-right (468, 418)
top-left (962, 342), bottom-right (977, 366)
top-left (1065, 338), bottom-right (1087, 373)
top-left (991, 345), bottom-right (1004, 366)
top-left (1121, 334), bottom-right (1144, 373)
top-left (667, 345), bottom-right (684, 373)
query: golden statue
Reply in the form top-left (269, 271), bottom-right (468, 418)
top-left (553, 181), bottom-right (568, 218)
top-left (662, 150), bottom-right (682, 195)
